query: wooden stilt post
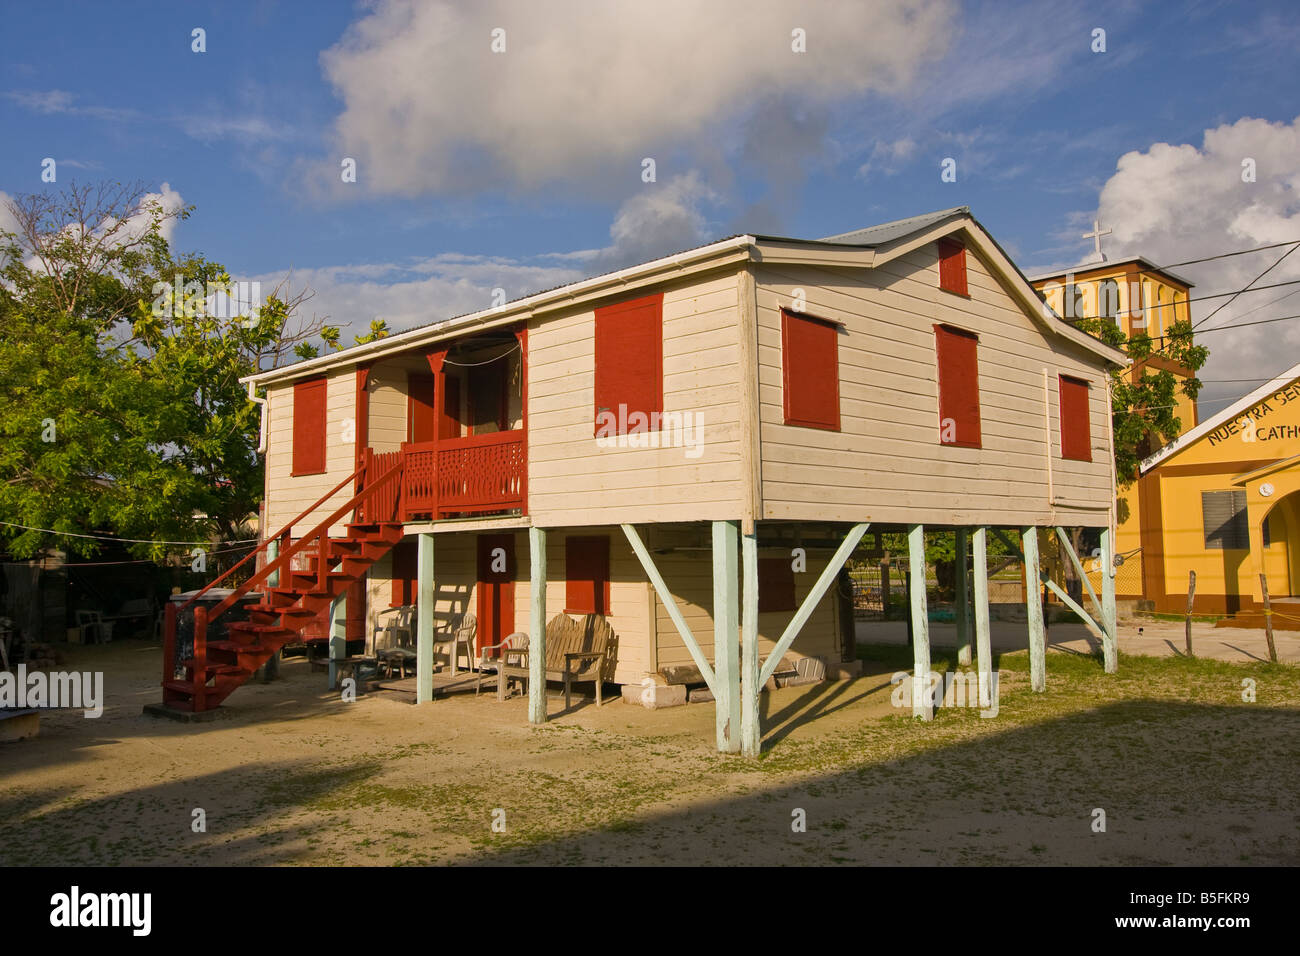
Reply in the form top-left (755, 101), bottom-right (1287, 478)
top-left (908, 524), bottom-right (932, 720)
top-left (1260, 573), bottom-right (1279, 664)
top-left (758, 524), bottom-right (869, 687)
top-left (328, 589), bottom-right (347, 691)
top-left (528, 526), bottom-right (548, 724)
top-left (1023, 527), bottom-right (1046, 692)
top-left (1100, 526), bottom-right (1117, 673)
top-left (1185, 570), bottom-right (1196, 657)
top-left (955, 527), bottom-right (971, 667)
top-left (712, 520), bottom-right (740, 752)
top-left (416, 532), bottom-right (435, 704)
top-left (973, 527), bottom-right (993, 708)
top-left (740, 530), bottom-right (761, 756)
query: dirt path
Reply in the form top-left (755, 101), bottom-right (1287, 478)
top-left (1, 638), bottom-right (1297, 866)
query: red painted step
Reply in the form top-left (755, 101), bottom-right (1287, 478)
top-left (162, 519), bottom-right (405, 711)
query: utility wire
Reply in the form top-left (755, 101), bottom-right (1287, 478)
top-left (1042, 238), bottom-right (1300, 286)
top-left (1192, 241), bottom-right (1300, 330)
top-left (0, 520), bottom-right (257, 546)
top-left (1192, 311), bottom-right (1300, 334)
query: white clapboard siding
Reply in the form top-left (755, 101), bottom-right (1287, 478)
top-left (646, 525), bottom-right (840, 671)
top-left (264, 369), bottom-right (358, 538)
top-left (527, 270), bottom-right (746, 526)
top-left (365, 527), bottom-right (653, 685)
top-left (754, 240), bottom-right (1113, 527)
top-left (366, 363), bottom-right (408, 453)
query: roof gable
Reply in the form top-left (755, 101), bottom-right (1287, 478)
top-left (1141, 360), bottom-right (1300, 472)
top-left (243, 207), bottom-right (1126, 388)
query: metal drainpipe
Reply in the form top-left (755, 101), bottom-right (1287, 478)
top-left (246, 380), bottom-right (268, 453)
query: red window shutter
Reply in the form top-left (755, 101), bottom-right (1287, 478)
top-left (938, 239), bottom-right (968, 296)
top-left (565, 536), bottom-right (611, 615)
top-left (757, 558), bottom-right (796, 613)
top-left (594, 293), bottom-right (663, 435)
top-left (781, 309), bottom-right (841, 430)
top-left (934, 325), bottom-right (982, 448)
top-left (390, 541), bottom-right (418, 606)
top-left (1059, 375), bottom-right (1092, 461)
top-left (291, 377), bottom-right (328, 475)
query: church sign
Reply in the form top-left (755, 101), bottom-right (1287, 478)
top-left (1207, 382), bottom-right (1300, 447)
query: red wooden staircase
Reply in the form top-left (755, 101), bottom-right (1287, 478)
top-left (160, 452), bottom-right (406, 713)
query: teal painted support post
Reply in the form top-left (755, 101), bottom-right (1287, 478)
top-left (740, 530), bottom-right (761, 756)
top-left (1044, 579), bottom-right (1105, 642)
top-left (1100, 526), bottom-right (1118, 674)
top-left (416, 532), bottom-right (435, 704)
top-left (955, 527), bottom-right (971, 667)
top-left (759, 523), bottom-right (870, 687)
top-left (622, 523), bottom-right (717, 694)
top-left (266, 537), bottom-right (279, 588)
top-left (712, 521), bottom-right (740, 752)
top-left (908, 524), bottom-right (932, 720)
top-left (528, 526), bottom-right (548, 724)
top-left (1054, 527), bottom-right (1105, 623)
top-left (328, 589), bottom-right (346, 690)
top-left (1022, 527), bottom-right (1046, 692)
top-left (972, 527), bottom-right (993, 708)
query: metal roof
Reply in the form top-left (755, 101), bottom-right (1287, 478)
top-left (816, 206), bottom-right (970, 246)
top-left (1025, 256), bottom-right (1196, 289)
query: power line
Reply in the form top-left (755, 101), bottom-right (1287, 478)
top-left (1193, 241), bottom-right (1300, 330)
top-left (1158, 239), bottom-right (1300, 271)
top-left (1041, 238), bottom-right (1300, 287)
top-left (1194, 311), bottom-right (1300, 334)
top-left (0, 520), bottom-right (257, 546)
top-left (53, 544), bottom-right (257, 567)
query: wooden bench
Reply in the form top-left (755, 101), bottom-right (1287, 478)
top-left (499, 613), bottom-right (616, 710)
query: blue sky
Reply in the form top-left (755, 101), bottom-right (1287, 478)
top-left (3, 0), bottom-right (1299, 409)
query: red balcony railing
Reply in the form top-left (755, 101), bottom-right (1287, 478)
top-left (400, 431), bottom-right (525, 519)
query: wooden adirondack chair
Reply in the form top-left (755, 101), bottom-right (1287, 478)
top-left (498, 613), bottom-right (616, 710)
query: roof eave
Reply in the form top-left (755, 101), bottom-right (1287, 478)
top-left (241, 234), bottom-right (758, 387)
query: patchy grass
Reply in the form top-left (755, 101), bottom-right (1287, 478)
top-left (1, 644), bottom-right (1297, 866)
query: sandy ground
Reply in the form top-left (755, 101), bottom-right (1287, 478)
top-left (1, 627), bottom-right (1297, 867)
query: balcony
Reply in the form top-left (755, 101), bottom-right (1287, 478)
top-left (357, 432), bottom-right (525, 524)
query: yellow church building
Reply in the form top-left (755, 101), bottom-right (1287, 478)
top-left (1026, 226), bottom-right (1297, 625)
top-left (1028, 249), bottom-right (1200, 603)
top-left (1136, 363), bottom-right (1300, 622)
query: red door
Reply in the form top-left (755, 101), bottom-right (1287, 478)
top-left (409, 374), bottom-right (437, 443)
top-left (476, 533), bottom-right (516, 657)
top-left (409, 373), bottom-right (461, 443)
top-left (441, 376), bottom-right (462, 439)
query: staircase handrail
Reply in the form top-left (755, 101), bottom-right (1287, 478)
top-left (173, 463), bottom-right (366, 618)
top-left (207, 455), bottom-right (405, 622)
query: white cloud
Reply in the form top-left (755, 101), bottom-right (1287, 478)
top-left (315, 0), bottom-right (955, 197)
top-left (2, 89), bottom-right (74, 112)
top-left (1089, 116), bottom-right (1300, 407)
top-left (255, 171), bottom-right (724, 343)
top-left (857, 137), bottom-right (917, 179)
top-left (99, 182), bottom-right (187, 248)
top-left (1, 182), bottom-right (187, 276)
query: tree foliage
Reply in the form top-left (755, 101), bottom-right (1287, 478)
top-left (0, 182), bottom-right (340, 559)
top-left (1075, 313), bottom-right (1208, 486)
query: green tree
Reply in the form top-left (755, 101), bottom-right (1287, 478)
top-left (0, 182), bottom-right (340, 559)
top-left (1074, 313), bottom-right (1208, 486)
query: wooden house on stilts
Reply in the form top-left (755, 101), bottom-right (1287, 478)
top-left (159, 206), bottom-right (1128, 755)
